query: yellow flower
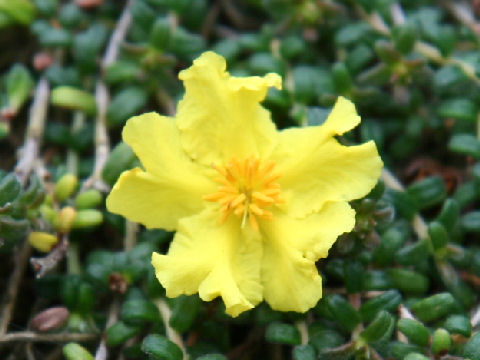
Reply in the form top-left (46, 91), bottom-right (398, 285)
top-left (106, 52), bottom-right (383, 317)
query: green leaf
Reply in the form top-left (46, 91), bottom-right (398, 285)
top-left (0, 173), bottom-right (21, 206)
top-left (438, 98), bottom-right (477, 122)
top-left (102, 142), bottom-right (137, 186)
top-left (50, 86), bottom-right (96, 115)
top-left (141, 334), bottom-right (183, 360)
top-left (360, 310), bottom-right (394, 343)
top-left (292, 344), bottom-right (315, 360)
top-left (169, 295), bottom-right (200, 333)
top-left (196, 355), bottom-right (227, 360)
top-left (407, 176), bottom-right (446, 209)
top-left (150, 17), bottom-right (171, 50)
top-left (444, 314), bottom-right (471, 337)
top-left (428, 221), bottom-right (449, 250)
top-left (360, 290), bottom-right (402, 323)
top-left (106, 321), bottom-right (141, 346)
top-left (387, 268), bottom-right (429, 295)
top-left (449, 134), bottom-right (480, 158)
top-left (461, 211), bottom-right (480, 232)
top-left (0, 217), bottom-right (29, 241)
top-left (464, 332), bottom-right (480, 360)
top-left (396, 239), bottom-right (430, 266)
top-left (265, 322), bottom-right (301, 345)
top-left (121, 299), bottom-right (160, 325)
top-left (397, 318), bottom-right (430, 346)
top-left (107, 87), bottom-right (148, 126)
top-left (411, 293), bottom-right (456, 322)
top-left (4, 64), bottom-right (34, 112)
top-left (325, 295), bottom-right (361, 332)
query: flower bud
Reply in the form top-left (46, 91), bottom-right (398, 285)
top-left (28, 231), bottom-right (58, 252)
top-left (74, 189), bottom-right (102, 209)
top-left (54, 174), bottom-right (78, 202)
top-left (72, 209), bottom-right (103, 229)
top-left (63, 342), bottom-right (94, 360)
top-left (40, 204), bottom-right (57, 225)
top-left (55, 206), bottom-right (77, 233)
top-left (431, 328), bottom-right (451, 355)
top-left (30, 306), bottom-right (69, 332)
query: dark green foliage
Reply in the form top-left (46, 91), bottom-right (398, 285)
top-left (3, 1), bottom-right (480, 359)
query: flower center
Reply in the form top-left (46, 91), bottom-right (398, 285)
top-left (203, 157), bottom-right (283, 230)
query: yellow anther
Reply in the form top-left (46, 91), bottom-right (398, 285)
top-left (205, 157), bottom-right (282, 230)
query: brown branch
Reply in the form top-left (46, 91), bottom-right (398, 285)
top-left (0, 241), bottom-right (32, 334)
top-left (0, 331), bottom-right (98, 343)
top-left (83, 0), bottom-right (135, 192)
top-left (14, 77), bottom-right (50, 186)
top-left (30, 234), bottom-right (69, 278)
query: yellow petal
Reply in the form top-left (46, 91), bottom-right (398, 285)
top-left (176, 51), bottom-right (281, 165)
top-left (106, 168), bottom-right (212, 230)
top-left (122, 112), bottom-right (209, 179)
top-left (271, 97), bottom-right (382, 218)
top-left (259, 202), bottom-right (355, 312)
top-left (107, 113), bottom-right (215, 230)
top-left (152, 207), bottom-right (263, 317)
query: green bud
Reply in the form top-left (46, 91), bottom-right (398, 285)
top-left (54, 173), bottom-right (78, 202)
top-left (141, 334), bottom-right (183, 360)
top-left (0, 0), bottom-right (35, 25)
top-left (54, 206), bottom-right (77, 233)
top-left (50, 86), bottom-right (97, 115)
top-left (404, 353), bottom-right (429, 360)
top-left (397, 318), bottom-right (430, 346)
top-left (40, 204), bottom-right (57, 225)
top-left (74, 189), bottom-right (102, 209)
top-left (71, 209), bottom-right (103, 229)
top-left (28, 231), bottom-right (58, 252)
top-left (63, 342), bottom-right (94, 360)
top-left (431, 328), bottom-right (451, 355)
top-left (411, 293), bottom-right (456, 322)
top-left (265, 322), bottom-right (301, 345)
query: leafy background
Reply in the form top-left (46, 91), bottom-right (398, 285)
top-left (1, 0), bottom-right (480, 359)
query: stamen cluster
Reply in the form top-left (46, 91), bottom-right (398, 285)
top-left (204, 157), bottom-right (282, 230)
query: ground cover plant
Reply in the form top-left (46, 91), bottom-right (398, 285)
top-left (1, 0), bottom-right (480, 359)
